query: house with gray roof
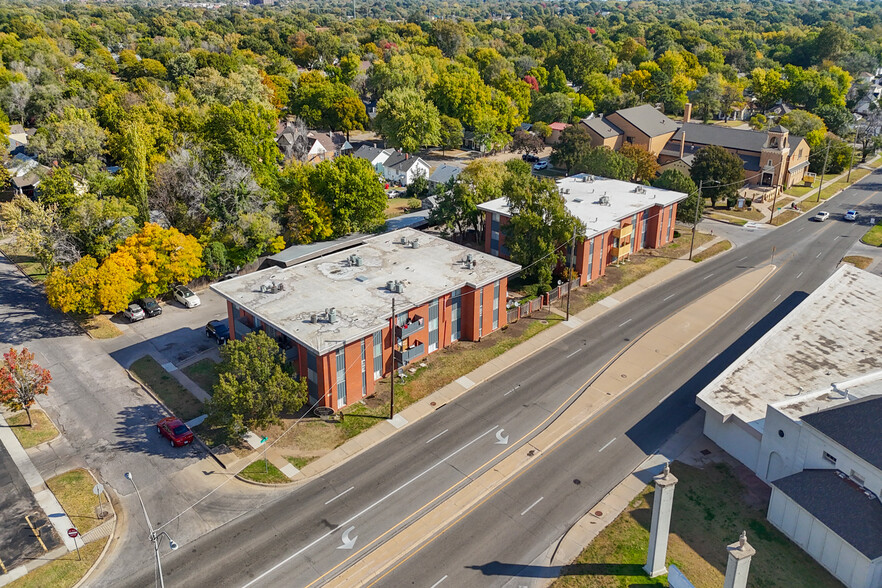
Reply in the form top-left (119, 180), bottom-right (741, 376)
top-left (697, 265), bottom-right (882, 588)
top-left (427, 164), bottom-right (462, 191)
top-left (381, 152), bottom-right (430, 187)
top-left (584, 104), bottom-right (678, 155)
top-left (351, 145), bottom-right (394, 173)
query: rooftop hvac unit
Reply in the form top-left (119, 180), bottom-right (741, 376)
top-left (398, 236), bottom-right (408, 245)
top-left (310, 313), bottom-right (318, 324)
top-left (599, 194), bottom-right (610, 206)
top-left (466, 253), bottom-right (473, 263)
top-left (387, 280), bottom-right (396, 291)
top-left (328, 307), bottom-right (338, 323)
top-left (411, 239), bottom-right (420, 249)
top-left (395, 280), bottom-right (405, 293)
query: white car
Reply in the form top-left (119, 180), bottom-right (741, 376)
top-left (533, 160), bottom-right (549, 171)
top-left (172, 285), bottom-right (201, 308)
top-left (844, 210), bottom-right (859, 222)
top-left (812, 211), bottom-right (830, 222)
top-left (123, 303), bottom-right (146, 322)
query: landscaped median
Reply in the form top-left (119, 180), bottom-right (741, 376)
top-left (129, 356), bottom-right (204, 421)
top-left (7, 468), bottom-right (115, 588)
top-left (6, 408), bottom-right (59, 449)
top-left (551, 462), bottom-right (840, 588)
top-left (861, 219), bottom-right (882, 247)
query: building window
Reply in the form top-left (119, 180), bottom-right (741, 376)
top-left (492, 281), bottom-right (500, 330)
top-left (478, 290), bottom-right (484, 337)
top-left (336, 349), bottom-right (346, 408)
top-left (798, 149), bottom-right (803, 158)
top-left (626, 136), bottom-right (634, 144)
top-left (822, 451), bottom-right (837, 465)
top-left (306, 350), bottom-right (318, 400)
top-left (428, 299), bottom-right (439, 352)
top-left (641, 214), bottom-right (648, 248)
top-left (587, 238), bottom-right (594, 280)
top-left (767, 159), bottom-right (772, 167)
top-left (373, 331), bottom-right (382, 379)
top-left (450, 289), bottom-right (462, 342)
top-left (666, 207), bottom-right (673, 241)
top-left (360, 340), bottom-right (367, 397)
top-left (630, 214), bottom-right (638, 253)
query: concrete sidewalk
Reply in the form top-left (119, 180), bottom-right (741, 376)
top-left (327, 265), bottom-right (776, 586)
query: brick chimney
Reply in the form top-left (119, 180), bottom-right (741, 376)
top-left (405, 153), bottom-right (409, 159)
top-left (683, 103), bottom-right (692, 124)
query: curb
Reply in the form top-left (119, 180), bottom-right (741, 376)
top-left (72, 469), bottom-right (118, 588)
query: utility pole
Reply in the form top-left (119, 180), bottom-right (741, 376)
top-left (768, 187), bottom-right (780, 225)
top-left (847, 125), bottom-right (860, 182)
top-left (688, 181), bottom-right (703, 261)
top-left (566, 222), bottom-right (576, 321)
top-left (390, 297), bottom-right (395, 420)
top-left (815, 139), bottom-right (831, 202)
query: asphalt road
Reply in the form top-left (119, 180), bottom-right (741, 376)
top-left (114, 172), bottom-right (882, 588)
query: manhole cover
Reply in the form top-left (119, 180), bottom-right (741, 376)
top-left (573, 479), bottom-right (581, 485)
top-left (430, 401), bottom-right (436, 406)
top-left (594, 510), bottom-right (603, 517)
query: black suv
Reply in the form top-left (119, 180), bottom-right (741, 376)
top-left (522, 153), bottom-right (539, 163)
top-left (206, 320), bottom-right (230, 344)
top-left (137, 297), bottom-right (162, 318)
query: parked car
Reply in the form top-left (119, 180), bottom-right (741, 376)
top-left (388, 189), bottom-right (404, 198)
top-left (157, 417), bottom-right (194, 447)
top-left (522, 153), bottom-right (539, 163)
top-left (172, 285), bottom-right (201, 308)
top-left (206, 320), bottom-right (230, 344)
top-left (532, 160), bottom-right (549, 171)
top-left (844, 210), bottom-right (859, 222)
top-left (137, 297), bottom-right (162, 318)
top-left (123, 303), bottom-right (146, 322)
top-left (811, 211), bottom-right (830, 222)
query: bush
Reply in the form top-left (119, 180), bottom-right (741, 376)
top-left (673, 230), bottom-right (681, 238)
top-left (407, 198), bottom-right (421, 210)
top-left (522, 284), bottom-right (540, 297)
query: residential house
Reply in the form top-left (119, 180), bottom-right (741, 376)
top-left (6, 124), bottom-right (34, 155)
top-left (276, 122), bottom-right (351, 163)
top-left (212, 228), bottom-right (520, 411)
top-left (658, 104), bottom-right (811, 190)
top-left (546, 122), bottom-right (571, 146)
top-left (580, 104), bottom-right (679, 155)
top-left (351, 145), bottom-right (394, 173)
top-left (5, 153), bottom-right (49, 200)
top-left (382, 152), bottom-right (430, 187)
top-left (478, 174), bottom-right (686, 286)
top-left (696, 265), bottom-right (882, 588)
top-left (427, 164), bottom-right (462, 191)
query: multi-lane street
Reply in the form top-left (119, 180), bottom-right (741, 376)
top-left (114, 172), bottom-right (882, 588)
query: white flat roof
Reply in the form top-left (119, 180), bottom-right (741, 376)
top-left (478, 174), bottom-right (687, 239)
top-left (697, 265), bottom-right (882, 432)
top-left (211, 228), bottom-right (521, 356)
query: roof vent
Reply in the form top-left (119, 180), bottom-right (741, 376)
top-left (633, 185), bottom-right (646, 194)
top-left (328, 307), bottom-right (338, 323)
top-left (310, 313), bottom-right (318, 324)
top-left (398, 236), bottom-right (408, 245)
top-left (582, 175), bottom-right (594, 183)
top-left (410, 238), bottom-right (420, 249)
top-left (573, 198), bottom-right (583, 203)
top-left (598, 194), bottom-right (610, 206)
top-left (387, 280), bottom-right (395, 291)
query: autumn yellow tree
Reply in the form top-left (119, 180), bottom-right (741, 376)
top-left (45, 256), bottom-right (101, 315)
top-left (96, 250), bottom-right (140, 313)
top-left (113, 223), bottom-right (204, 298)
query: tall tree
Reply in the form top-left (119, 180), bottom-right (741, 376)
top-left (690, 145), bottom-right (745, 206)
top-left (575, 146), bottom-right (638, 181)
top-left (207, 331), bottom-right (307, 435)
top-left (551, 125), bottom-right (593, 175)
top-left (374, 87), bottom-right (442, 153)
top-left (620, 144), bottom-right (659, 183)
top-left (118, 120), bottom-right (150, 224)
top-left (0, 347), bottom-right (51, 427)
top-left (653, 169), bottom-right (700, 223)
top-left (438, 115), bottom-right (464, 154)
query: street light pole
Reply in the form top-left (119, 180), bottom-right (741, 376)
top-left (125, 472), bottom-right (178, 588)
top-left (816, 139), bottom-right (831, 202)
top-left (688, 181), bottom-right (703, 261)
top-left (566, 222), bottom-right (576, 321)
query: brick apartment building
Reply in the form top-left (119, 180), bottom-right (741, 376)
top-left (477, 174), bottom-right (688, 286)
top-left (211, 228), bottom-right (521, 411)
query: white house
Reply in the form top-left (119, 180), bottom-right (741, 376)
top-left (351, 145), bottom-right (394, 173)
top-left (381, 152), bottom-right (430, 187)
top-left (696, 264), bottom-right (882, 588)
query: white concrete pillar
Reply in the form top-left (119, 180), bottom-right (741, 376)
top-left (644, 462), bottom-right (678, 578)
top-left (724, 531), bottom-right (756, 588)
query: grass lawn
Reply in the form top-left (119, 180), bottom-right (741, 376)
top-left (709, 206), bottom-right (763, 221)
top-left (704, 212), bottom-right (747, 226)
top-left (76, 315), bottom-right (122, 339)
top-left (693, 241), bottom-right (732, 263)
top-left (239, 459), bottom-right (289, 484)
top-left (861, 222), bottom-right (882, 247)
top-left (552, 462), bottom-right (841, 588)
top-left (0, 244), bottom-right (48, 282)
top-left (130, 356), bottom-right (204, 421)
top-left (770, 210), bottom-right (801, 226)
top-left (785, 183), bottom-right (815, 198)
top-left (46, 469), bottom-right (106, 535)
top-left (384, 197), bottom-right (419, 218)
top-left (868, 157), bottom-right (882, 169)
top-left (285, 455), bottom-right (317, 469)
top-left (842, 256), bottom-right (873, 269)
top-left (6, 539), bottom-right (106, 588)
top-left (6, 409), bottom-right (59, 448)
top-left (182, 359), bottom-right (220, 394)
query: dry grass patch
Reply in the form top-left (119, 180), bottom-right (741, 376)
top-left (6, 539), bottom-right (106, 588)
top-left (704, 212), bottom-right (747, 226)
top-left (46, 469), bottom-right (106, 535)
top-left (693, 241), bottom-right (732, 263)
top-left (770, 210), bottom-right (801, 226)
top-left (552, 462), bottom-right (841, 588)
top-left (842, 256), bottom-right (873, 269)
top-left (77, 315), bottom-right (122, 339)
top-left (384, 197), bottom-right (418, 218)
top-left (6, 409), bottom-right (59, 448)
top-left (710, 207), bottom-right (764, 221)
top-left (129, 356), bottom-right (204, 421)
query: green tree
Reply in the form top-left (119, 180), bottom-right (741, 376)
top-left (430, 159), bottom-right (505, 240)
top-left (118, 120), bottom-right (150, 223)
top-left (693, 73), bottom-right (723, 121)
top-left (65, 194), bottom-right (138, 261)
top-left (749, 68), bottom-right (786, 112)
top-left (38, 167), bottom-right (80, 214)
top-left (510, 129), bottom-right (545, 155)
top-left (530, 93), bottom-right (573, 124)
top-left (431, 64), bottom-right (493, 128)
top-left (620, 143), bottom-right (659, 183)
top-left (551, 125), bottom-right (592, 175)
top-left (502, 160), bottom-right (583, 289)
top-left (438, 115), bottom-right (464, 154)
top-left (575, 146), bottom-right (637, 181)
top-left (653, 169), bottom-right (700, 223)
top-left (779, 110), bottom-right (827, 137)
top-left (207, 331), bottom-right (307, 435)
top-left (690, 146), bottom-right (745, 206)
top-left (374, 87), bottom-right (442, 153)
top-left (30, 106), bottom-right (106, 166)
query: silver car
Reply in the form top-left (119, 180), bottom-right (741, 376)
top-left (123, 303), bottom-right (146, 322)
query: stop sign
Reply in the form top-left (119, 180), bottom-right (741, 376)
top-left (67, 527), bottom-right (79, 538)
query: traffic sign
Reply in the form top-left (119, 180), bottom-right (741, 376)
top-left (67, 527), bottom-right (79, 538)
top-left (92, 484), bottom-right (104, 496)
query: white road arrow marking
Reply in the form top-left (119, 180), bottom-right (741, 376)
top-left (495, 429), bottom-right (509, 445)
top-left (337, 526), bottom-right (357, 550)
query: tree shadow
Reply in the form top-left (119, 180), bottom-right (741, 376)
top-left (0, 255), bottom-right (82, 345)
top-left (113, 404), bottom-right (203, 459)
top-left (466, 561), bottom-right (649, 578)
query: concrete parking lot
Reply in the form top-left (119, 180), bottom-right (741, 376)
top-left (103, 286), bottom-right (228, 369)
